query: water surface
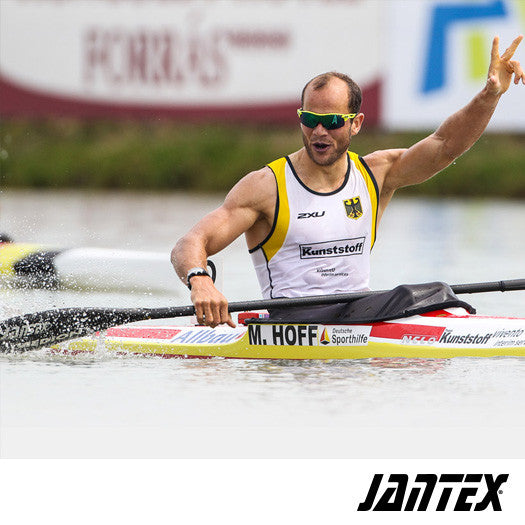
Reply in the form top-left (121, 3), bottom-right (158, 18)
top-left (1, 190), bottom-right (524, 458)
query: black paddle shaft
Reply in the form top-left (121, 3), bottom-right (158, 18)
top-left (451, 279), bottom-right (525, 294)
top-left (1, 278), bottom-right (524, 353)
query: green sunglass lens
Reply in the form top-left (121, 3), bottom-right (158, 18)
top-left (299, 112), bottom-right (319, 128)
top-left (299, 112), bottom-right (344, 130)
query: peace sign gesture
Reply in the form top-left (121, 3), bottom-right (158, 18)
top-left (487, 35), bottom-right (525, 95)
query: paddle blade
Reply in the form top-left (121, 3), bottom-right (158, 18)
top-left (0, 307), bottom-right (148, 353)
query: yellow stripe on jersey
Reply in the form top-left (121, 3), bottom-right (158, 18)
top-left (0, 243), bottom-right (43, 276)
top-left (262, 158), bottom-right (290, 262)
top-left (348, 151), bottom-right (378, 248)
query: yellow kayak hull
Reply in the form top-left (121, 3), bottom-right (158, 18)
top-left (60, 313), bottom-right (525, 360)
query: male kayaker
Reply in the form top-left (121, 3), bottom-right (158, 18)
top-left (172, 36), bottom-right (524, 328)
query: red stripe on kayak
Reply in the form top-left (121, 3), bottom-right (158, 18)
top-left (370, 323), bottom-right (446, 341)
top-left (106, 327), bottom-right (182, 339)
top-left (420, 309), bottom-right (461, 318)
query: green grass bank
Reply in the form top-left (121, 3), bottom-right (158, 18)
top-left (1, 119), bottom-right (524, 197)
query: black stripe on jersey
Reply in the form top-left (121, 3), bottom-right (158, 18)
top-left (262, 247), bottom-right (276, 299)
top-left (359, 155), bottom-right (380, 249)
top-left (359, 156), bottom-right (380, 203)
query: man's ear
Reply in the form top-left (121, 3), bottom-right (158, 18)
top-left (350, 113), bottom-right (365, 136)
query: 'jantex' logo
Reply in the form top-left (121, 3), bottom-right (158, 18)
top-left (357, 473), bottom-right (509, 512)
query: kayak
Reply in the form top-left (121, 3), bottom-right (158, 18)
top-left (59, 308), bottom-right (525, 359)
top-left (2, 254), bottom-right (523, 359)
top-left (0, 241), bottom-right (194, 293)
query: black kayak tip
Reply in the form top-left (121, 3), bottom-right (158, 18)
top-left (0, 233), bottom-right (13, 243)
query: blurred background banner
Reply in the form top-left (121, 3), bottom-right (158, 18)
top-left (384, 0), bottom-right (525, 131)
top-left (0, 0), bottom-right (381, 124)
top-left (2, 1), bottom-right (524, 128)
top-left (1, 1), bottom-right (524, 194)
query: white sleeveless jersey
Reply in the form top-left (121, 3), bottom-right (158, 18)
top-left (250, 152), bottom-right (379, 299)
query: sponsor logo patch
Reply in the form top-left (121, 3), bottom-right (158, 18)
top-left (319, 325), bottom-right (371, 346)
top-left (401, 334), bottom-right (438, 345)
top-left (299, 237), bottom-right (365, 259)
top-left (170, 327), bottom-right (244, 345)
top-left (0, 320), bottom-right (52, 341)
top-left (315, 267), bottom-right (349, 278)
top-left (438, 330), bottom-right (493, 345)
top-left (297, 211), bottom-right (325, 219)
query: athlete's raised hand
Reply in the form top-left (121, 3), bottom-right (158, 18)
top-left (487, 35), bottom-right (525, 95)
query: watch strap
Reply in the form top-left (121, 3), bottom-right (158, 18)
top-left (186, 267), bottom-right (211, 289)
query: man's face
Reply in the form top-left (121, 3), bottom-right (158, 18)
top-left (301, 79), bottom-right (359, 167)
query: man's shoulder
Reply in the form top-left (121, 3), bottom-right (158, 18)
top-left (230, 152), bottom-right (298, 205)
top-left (241, 165), bottom-right (276, 185)
top-left (226, 165), bottom-right (276, 208)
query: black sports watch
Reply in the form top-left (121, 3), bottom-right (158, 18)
top-left (186, 267), bottom-right (211, 289)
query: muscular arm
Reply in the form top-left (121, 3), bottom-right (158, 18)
top-left (171, 167), bottom-right (276, 326)
top-left (366, 35), bottom-right (524, 214)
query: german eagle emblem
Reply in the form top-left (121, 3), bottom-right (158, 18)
top-left (344, 197), bottom-right (363, 219)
